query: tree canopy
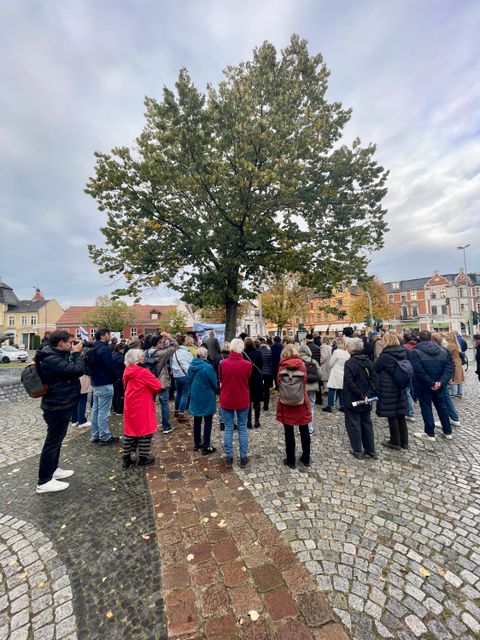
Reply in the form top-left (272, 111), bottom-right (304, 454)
top-left (158, 309), bottom-right (188, 335)
top-left (262, 274), bottom-right (309, 335)
top-left (82, 296), bottom-right (138, 332)
top-left (86, 35), bottom-right (388, 339)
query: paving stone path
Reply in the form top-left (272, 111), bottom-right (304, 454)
top-left (208, 369), bottom-right (480, 640)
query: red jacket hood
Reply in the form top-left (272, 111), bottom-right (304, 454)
top-left (279, 356), bottom-right (305, 369)
top-left (124, 364), bottom-right (149, 381)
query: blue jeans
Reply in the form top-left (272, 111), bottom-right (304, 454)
top-left (72, 393), bottom-right (88, 424)
top-left (327, 388), bottom-right (344, 409)
top-left (449, 383), bottom-right (464, 397)
top-left (174, 376), bottom-right (190, 414)
top-left (417, 387), bottom-right (452, 437)
top-left (158, 388), bottom-right (171, 430)
top-left (223, 408), bottom-right (249, 458)
top-left (406, 385), bottom-right (415, 418)
top-left (443, 389), bottom-right (459, 422)
top-left (91, 384), bottom-right (114, 441)
top-left (307, 390), bottom-right (316, 434)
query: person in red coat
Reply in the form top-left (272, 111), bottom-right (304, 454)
top-left (219, 338), bottom-right (252, 468)
top-left (122, 348), bottom-right (162, 468)
top-left (276, 345), bottom-right (312, 469)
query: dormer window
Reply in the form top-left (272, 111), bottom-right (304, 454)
top-left (150, 310), bottom-right (158, 320)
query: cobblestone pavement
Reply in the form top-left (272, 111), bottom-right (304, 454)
top-left (0, 401), bottom-right (165, 639)
top-left (208, 369), bottom-right (480, 640)
top-left (147, 428), bottom-right (347, 640)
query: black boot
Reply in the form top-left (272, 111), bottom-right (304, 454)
top-left (138, 456), bottom-right (155, 466)
top-left (122, 454), bottom-right (134, 469)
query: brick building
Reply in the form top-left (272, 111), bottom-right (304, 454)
top-left (56, 303), bottom-right (191, 339)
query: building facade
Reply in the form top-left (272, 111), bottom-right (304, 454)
top-left (0, 283), bottom-right (64, 349)
top-left (56, 302), bottom-right (193, 339)
top-left (384, 269), bottom-right (480, 334)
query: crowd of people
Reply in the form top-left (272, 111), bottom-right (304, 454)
top-left (32, 325), bottom-right (478, 494)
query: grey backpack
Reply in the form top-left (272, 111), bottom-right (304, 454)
top-left (278, 366), bottom-right (305, 406)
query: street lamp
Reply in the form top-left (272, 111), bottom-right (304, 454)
top-left (457, 244), bottom-right (472, 338)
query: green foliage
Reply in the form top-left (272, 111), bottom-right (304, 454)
top-left (82, 295), bottom-right (138, 332)
top-left (158, 309), bottom-right (188, 335)
top-left (86, 35), bottom-right (388, 339)
top-left (262, 274), bottom-right (309, 334)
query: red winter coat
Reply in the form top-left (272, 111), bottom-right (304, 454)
top-left (123, 365), bottom-right (162, 437)
top-left (276, 356), bottom-right (312, 427)
top-left (219, 352), bottom-right (252, 410)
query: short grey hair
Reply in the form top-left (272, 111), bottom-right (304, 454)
top-left (196, 347), bottom-right (208, 359)
top-left (348, 338), bottom-right (364, 355)
top-left (230, 338), bottom-right (245, 353)
top-left (298, 344), bottom-right (312, 357)
top-left (124, 348), bottom-right (144, 366)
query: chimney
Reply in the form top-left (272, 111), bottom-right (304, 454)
top-left (33, 288), bottom-right (44, 301)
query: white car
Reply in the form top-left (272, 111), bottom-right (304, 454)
top-left (0, 346), bottom-right (28, 363)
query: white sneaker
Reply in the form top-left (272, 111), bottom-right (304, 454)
top-left (36, 479), bottom-right (69, 494)
top-left (414, 432), bottom-right (436, 442)
top-left (78, 421), bottom-right (91, 428)
top-left (441, 433), bottom-right (453, 440)
top-left (434, 421), bottom-right (441, 427)
top-left (53, 468), bottom-right (74, 480)
top-left (450, 420), bottom-right (461, 427)
top-left (406, 416), bottom-right (416, 422)
top-left (71, 422), bottom-right (79, 427)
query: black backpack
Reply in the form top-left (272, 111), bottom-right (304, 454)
top-left (84, 346), bottom-right (99, 376)
top-left (305, 358), bottom-right (319, 384)
top-left (143, 349), bottom-right (160, 376)
top-left (392, 358), bottom-right (414, 388)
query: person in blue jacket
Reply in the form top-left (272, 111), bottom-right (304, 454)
top-left (188, 347), bottom-right (218, 454)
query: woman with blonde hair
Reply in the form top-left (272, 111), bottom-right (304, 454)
top-left (445, 332), bottom-right (464, 397)
top-left (374, 333), bottom-right (409, 451)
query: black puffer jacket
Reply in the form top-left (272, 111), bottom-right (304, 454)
top-left (306, 340), bottom-right (321, 364)
top-left (374, 346), bottom-right (408, 417)
top-left (243, 348), bottom-right (263, 403)
top-left (35, 346), bottom-right (86, 411)
top-left (343, 355), bottom-right (377, 412)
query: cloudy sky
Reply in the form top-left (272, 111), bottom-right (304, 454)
top-left (1, 0), bottom-right (479, 307)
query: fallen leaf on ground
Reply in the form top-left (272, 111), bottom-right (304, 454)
top-left (419, 567), bottom-right (431, 577)
top-left (248, 610), bottom-right (260, 621)
top-left (102, 577), bottom-right (108, 583)
top-left (218, 520), bottom-right (227, 528)
top-left (108, 475), bottom-right (116, 480)
top-left (124, 522), bottom-right (132, 528)
top-left (105, 610), bottom-right (114, 619)
top-left (60, 524), bottom-right (66, 529)
top-left (187, 554), bottom-right (194, 562)
top-left (157, 512), bottom-right (164, 519)
top-left (202, 517), bottom-right (209, 523)
top-left (438, 568), bottom-right (445, 576)
top-left (210, 512), bottom-right (218, 518)
top-left (141, 534), bottom-right (150, 540)
top-left (131, 516), bottom-right (136, 521)
top-left (238, 487), bottom-right (244, 491)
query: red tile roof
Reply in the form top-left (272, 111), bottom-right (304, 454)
top-left (57, 304), bottom-right (179, 327)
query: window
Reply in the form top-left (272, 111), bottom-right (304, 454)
top-left (440, 289), bottom-right (446, 299)
top-left (441, 305), bottom-right (448, 315)
top-left (401, 293), bottom-right (406, 302)
top-left (388, 294), bottom-right (394, 302)
top-left (410, 291), bottom-right (417, 300)
top-left (90, 328), bottom-right (96, 338)
top-left (8, 316), bottom-right (14, 326)
top-left (431, 305), bottom-right (438, 315)
top-left (459, 287), bottom-right (466, 298)
top-left (461, 304), bottom-right (466, 311)
top-left (412, 305), bottom-right (418, 317)
top-left (30, 316), bottom-right (37, 326)
top-left (401, 306), bottom-right (408, 318)
top-left (131, 328), bottom-right (138, 337)
top-left (392, 282), bottom-right (400, 290)
top-left (21, 315), bottom-right (28, 326)
top-left (150, 311), bottom-right (158, 320)
top-left (76, 329), bottom-right (82, 338)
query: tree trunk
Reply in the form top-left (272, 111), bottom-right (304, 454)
top-left (225, 300), bottom-right (238, 341)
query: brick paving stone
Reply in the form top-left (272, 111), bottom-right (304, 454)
top-left (229, 583), bottom-right (263, 617)
top-left (264, 587), bottom-right (297, 621)
top-left (204, 613), bottom-right (237, 640)
top-left (251, 563), bottom-right (283, 592)
top-left (201, 583), bottom-right (230, 616)
top-left (165, 587), bottom-right (198, 637)
top-left (275, 618), bottom-right (315, 640)
top-left (299, 591), bottom-right (336, 626)
top-left (211, 538), bottom-right (240, 564)
top-left (221, 560), bottom-right (249, 588)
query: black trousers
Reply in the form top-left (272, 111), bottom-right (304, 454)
top-left (388, 415), bottom-right (408, 448)
top-left (193, 414), bottom-right (213, 449)
top-left (248, 402), bottom-right (261, 428)
top-left (284, 424), bottom-right (310, 465)
top-left (38, 409), bottom-right (72, 485)
top-left (112, 380), bottom-right (124, 414)
top-left (262, 375), bottom-right (273, 409)
top-left (344, 409), bottom-right (375, 455)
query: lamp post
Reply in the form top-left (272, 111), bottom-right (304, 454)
top-left (457, 244), bottom-right (472, 338)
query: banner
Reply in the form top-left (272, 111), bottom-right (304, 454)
top-left (79, 325), bottom-right (89, 340)
top-left (193, 322), bottom-right (226, 346)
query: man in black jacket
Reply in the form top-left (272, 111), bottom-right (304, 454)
top-left (89, 328), bottom-right (119, 445)
top-left (35, 330), bottom-right (85, 493)
top-left (411, 330), bottom-right (454, 441)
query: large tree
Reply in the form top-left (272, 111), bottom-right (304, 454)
top-left (86, 35), bottom-right (388, 340)
top-left (82, 296), bottom-right (138, 332)
top-left (158, 309), bottom-right (188, 335)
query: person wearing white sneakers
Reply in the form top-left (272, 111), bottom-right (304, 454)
top-left (35, 330), bottom-right (86, 494)
top-left (411, 331), bottom-right (454, 442)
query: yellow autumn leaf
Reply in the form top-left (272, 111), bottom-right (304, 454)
top-left (142, 534), bottom-right (150, 540)
top-left (248, 610), bottom-right (260, 621)
top-left (419, 567), bottom-right (430, 577)
top-left (105, 610), bottom-right (114, 619)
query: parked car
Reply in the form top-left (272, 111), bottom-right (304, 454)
top-left (0, 346), bottom-right (28, 363)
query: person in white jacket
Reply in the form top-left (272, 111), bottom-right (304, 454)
top-left (322, 338), bottom-right (350, 413)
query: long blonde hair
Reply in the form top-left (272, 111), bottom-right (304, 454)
top-left (281, 345), bottom-right (299, 359)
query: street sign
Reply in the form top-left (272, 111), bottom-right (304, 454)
top-left (298, 331), bottom-right (307, 342)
